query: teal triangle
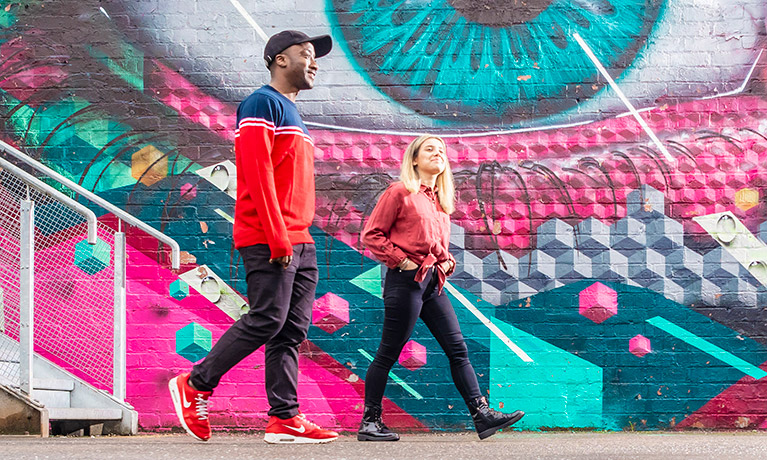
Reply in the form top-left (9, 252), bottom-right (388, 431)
top-left (350, 266), bottom-right (383, 299)
top-left (489, 317), bottom-right (603, 429)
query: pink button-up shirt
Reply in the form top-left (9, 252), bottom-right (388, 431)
top-left (362, 182), bottom-right (455, 291)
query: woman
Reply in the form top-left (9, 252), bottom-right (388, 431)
top-left (358, 135), bottom-right (524, 441)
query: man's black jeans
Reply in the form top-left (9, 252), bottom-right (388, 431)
top-left (190, 243), bottom-right (318, 419)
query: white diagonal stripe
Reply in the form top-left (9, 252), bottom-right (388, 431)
top-left (573, 32), bottom-right (674, 163)
top-left (229, 0), bottom-right (269, 42)
top-left (444, 282), bottom-right (533, 363)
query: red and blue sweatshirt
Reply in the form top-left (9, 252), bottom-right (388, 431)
top-left (233, 85), bottom-right (315, 258)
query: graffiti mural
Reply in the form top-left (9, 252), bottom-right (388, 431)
top-left (0, 0), bottom-right (766, 432)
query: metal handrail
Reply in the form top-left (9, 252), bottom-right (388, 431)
top-left (0, 140), bottom-right (180, 269)
top-left (0, 155), bottom-right (98, 244)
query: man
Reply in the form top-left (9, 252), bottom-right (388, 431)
top-left (169, 30), bottom-right (337, 444)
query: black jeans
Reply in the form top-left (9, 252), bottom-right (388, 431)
top-left (190, 243), bottom-right (318, 419)
top-left (364, 267), bottom-right (482, 407)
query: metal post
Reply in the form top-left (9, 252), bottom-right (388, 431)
top-left (113, 229), bottom-right (127, 400)
top-left (19, 200), bottom-right (34, 394)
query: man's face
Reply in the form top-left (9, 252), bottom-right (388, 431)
top-left (277, 42), bottom-right (318, 90)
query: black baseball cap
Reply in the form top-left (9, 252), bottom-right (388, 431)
top-left (263, 30), bottom-right (333, 68)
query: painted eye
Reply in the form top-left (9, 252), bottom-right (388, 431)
top-left (112, 1), bottom-right (763, 131)
top-left (328, 0), bottom-right (664, 125)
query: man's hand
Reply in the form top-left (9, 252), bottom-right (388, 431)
top-left (269, 255), bottom-right (293, 269)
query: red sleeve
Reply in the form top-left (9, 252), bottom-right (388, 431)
top-left (236, 103), bottom-right (292, 259)
top-left (361, 185), bottom-right (408, 269)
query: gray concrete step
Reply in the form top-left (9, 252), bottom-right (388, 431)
top-left (47, 407), bottom-right (123, 421)
top-left (33, 378), bottom-right (75, 391)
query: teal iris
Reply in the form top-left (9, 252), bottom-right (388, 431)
top-left (328, 0), bottom-right (666, 124)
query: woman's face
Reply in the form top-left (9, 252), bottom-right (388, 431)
top-left (413, 138), bottom-right (447, 177)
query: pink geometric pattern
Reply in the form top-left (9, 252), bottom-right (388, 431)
top-left (677, 361), bottom-right (767, 430)
top-left (629, 334), bottom-right (652, 358)
top-left (180, 183), bottom-right (197, 200)
top-left (312, 292), bottom-right (350, 334)
top-left (579, 282), bottom-right (618, 324)
top-left (145, 56), bottom-right (767, 257)
top-left (309, 96), bottom-right (767, 255)
top-left (399, 340), bottom-right (427, 371)
top-left (0, 35), bottom-right (68, 104)
top-left (146, 59), bottom-right (236, 140)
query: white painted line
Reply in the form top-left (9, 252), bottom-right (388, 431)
top-left (572, 32), bottom-right (674, 163)
top-left (229, 0), bottom-right (269, 43)
top-left (444, 282), bottom-right (533, 363)
top-left (701, 48), bottom-right (764, 100)
top-left (304, 119), bottom-right (595, 138)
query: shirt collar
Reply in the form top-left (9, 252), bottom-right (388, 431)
top-left (420, 183), bottom-right (438, 193)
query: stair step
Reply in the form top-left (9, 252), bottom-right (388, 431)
top-left (33, 378), bottom-right (74, 391)
top-left (31, 388), bottom-right (71, 408)
top-left (47, 408), bottom-right (123, 421)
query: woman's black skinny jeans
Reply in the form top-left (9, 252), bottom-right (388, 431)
top-left (364, 267), bottom-right (483, 407)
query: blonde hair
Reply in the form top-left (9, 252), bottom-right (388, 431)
top-left (399, 135), bottom-right (455, 214)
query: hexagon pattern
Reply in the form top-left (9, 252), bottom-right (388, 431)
top-left (579, 282), bottom-right (618, 324)
top-left (312, 292), bottom-right (349, 334)
top-left (735, 188), bottom-right (758, 211)
top-left (175, 322), bottom-right (212, 363)
top-left (399, 340), bottom-right (427, 371)
top-left (74, 238), bottom-right (111, 275)
top-left (169, 279), bottom-right (189, 301)
top-left (131, 145), bottom-right (167, 186)
top-left (629, 334), bottom-right (652, 358)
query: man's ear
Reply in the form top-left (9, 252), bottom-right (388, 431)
top-left (274, 53), bottom-right (288, 68)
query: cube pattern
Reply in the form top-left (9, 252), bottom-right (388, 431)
top-left (148, 60), bottom-right (235, 140)
top-left (176, 323), bottom-right (213, 363)
top-left (735, 188), bottom-right (758, 211)
top-left (399, 340), bottom-right (427, 371)
top-left (131, 145), bottom-right (167, 186)
top-left (629, 335), bottom-right (652, 358)
top-left (169, 279), bottom-right (189, 301)
top-left (434, 185), bottom-right (767, 310)
top-left (175, 322), bottom-right (212, 363)
top-left (74, 238), bottom-right (111, 275)
top-left (312, 292), bottom-right (349, 334)
top-left (579, 282), bottom-right (618, 324)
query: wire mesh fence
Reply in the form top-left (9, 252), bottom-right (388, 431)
top-left (0, 167), bottom-right (116, 392)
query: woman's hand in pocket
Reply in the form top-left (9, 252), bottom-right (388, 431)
top-left (398, 258), bottom-right (419, 271)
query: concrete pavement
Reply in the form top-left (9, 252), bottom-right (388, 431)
top-left (4, 431), bottom-right (767, 459)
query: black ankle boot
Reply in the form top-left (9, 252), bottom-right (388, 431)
top-left (467, 396), bottom-right (524, 440)
top-left (357, 405), bottom-right (400, 441)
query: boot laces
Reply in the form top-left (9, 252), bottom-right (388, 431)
top-left (195, 394), bottom-right (210, 420)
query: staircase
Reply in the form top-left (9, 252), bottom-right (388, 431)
top-left (0, 334), bottom-right (134, 435)
top-left (0, 140), bottom-right (180, 436)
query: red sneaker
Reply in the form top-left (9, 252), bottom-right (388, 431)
top-left (168, 373), bottom-right (212, 441)
top-left (264, 413), bottom-right (339, 444)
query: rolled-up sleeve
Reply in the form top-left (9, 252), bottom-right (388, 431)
top-left (361, 186), bottom-right (408, 268)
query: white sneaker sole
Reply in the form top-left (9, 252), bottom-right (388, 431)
top-left (264, 432), bottom-right (338, 444)
top-left (168, 377), bottom-right (207, 442)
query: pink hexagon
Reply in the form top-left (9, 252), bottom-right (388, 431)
top-left (629, 334), bottom-right (652, 358)
top-left (312, 292), bottom-right (349, 334)
top-left (579, 282), bottom-right (617, 324)
top-left (399, 340), bottom-right (427, 371)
